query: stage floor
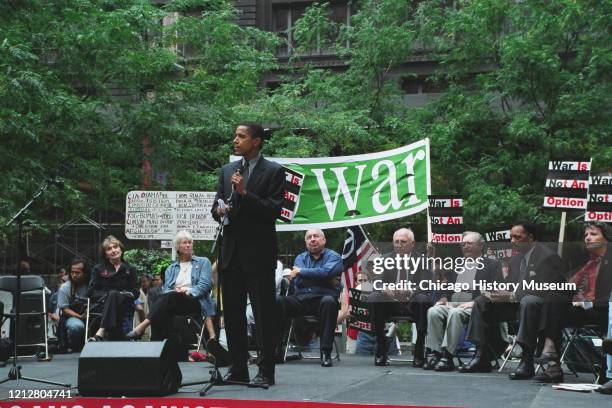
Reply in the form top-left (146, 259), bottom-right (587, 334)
top-left (0, 352), bottom-right (609, 407)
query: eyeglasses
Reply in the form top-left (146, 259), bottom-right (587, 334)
top-left (356, 279), bottom-right (368, 283)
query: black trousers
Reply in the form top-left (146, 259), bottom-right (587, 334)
top-left (368, 292), bottom-right (432, 354)
top-left (148, 291), bottom-right (201, 341)
top-left (539, 294), bottom-right (608, 352)
top-left (221, 256), bottom-right (277, 375)
top-left (92, 291), bottom-right (133, 338)
top-left (277, 293), bottom-right (339, 352)
top-left (467, 294), bottom-right (547, 351)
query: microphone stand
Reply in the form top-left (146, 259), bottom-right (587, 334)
top-left (0, 179), bottom-right (70, 387)
top-left (181, 177), bottom-right (267, 395)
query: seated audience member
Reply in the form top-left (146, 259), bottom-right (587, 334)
top-left (87, 235), bottom-right (139, 341)
top-left (147, 271), bottom-right (164, 311)
top-left (57, 258), bottom-right (89, 351)
top-left (598, 303), bottom-right (612, 394)
top-left (368, 228), bottom-right (432, 367)
top-left (277, 228), bottom-right (343, 367)
top-left (460, 222), bottom-right (566, 379)
top-left (351, 272), bottom-right (399, 356)
top-left (346, 272), bottom-right (368, 354)
top-left (134, 273), bottom-right (153, 340)
top-left (425, 231), bottom-right (502, 371)
top-left (534, 222), bottom-right (610, 383)
top-left (48, 267), bottom-right (68, 324)
top-left (127, 230), bottom-right (214, 342)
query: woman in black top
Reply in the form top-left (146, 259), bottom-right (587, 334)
top-left (87, 235), bottom-right (139, 341)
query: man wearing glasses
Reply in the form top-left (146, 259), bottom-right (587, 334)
top-left (425, 232), bottom-right (502, 371)
top-left (368, 228), bottom-right (432, 367)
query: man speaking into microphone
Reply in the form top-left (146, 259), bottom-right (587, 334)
top-left (211, 122), bottom-right (285, 386)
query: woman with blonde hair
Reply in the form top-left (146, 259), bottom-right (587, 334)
top-left (127, 230), bottom-right (214, 341)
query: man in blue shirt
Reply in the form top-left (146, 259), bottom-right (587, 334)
top-left (278, 229), bottom-right (343, 367)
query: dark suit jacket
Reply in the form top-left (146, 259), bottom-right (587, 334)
top-left (374, 251), bottom-right (430, 299)
top-left (211, 157), bottom-right (285, 272)
top-left (568, 247), bottom-right (612, 307)
top-left (508, 243), bottom-right (566, 300)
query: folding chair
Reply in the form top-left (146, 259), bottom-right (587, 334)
top-left (386, 316), bottom-right (414, 363)
top-left (559, 324), bottom-right (606, 382)
top-left (284, 316), bottom-right (341, 362)
top-left (0, 275), bottom-right (51, 360)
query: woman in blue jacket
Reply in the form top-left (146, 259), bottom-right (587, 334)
top-left (127, 230), bottom-right (214, 340)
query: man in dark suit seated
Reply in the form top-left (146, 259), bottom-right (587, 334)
top-left (211, 122), bottom-right (285, 386)
top-left (277, 229), bottom-right (343, 367)
top-left (368, 228), bottom-right (432, 367)
top-left (459, 222), bottom-right (566, 379)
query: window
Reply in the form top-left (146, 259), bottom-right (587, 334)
top-left (401, 75), bottom-right (448, 94)
top-left (271, 1), bottom-right (351, 57)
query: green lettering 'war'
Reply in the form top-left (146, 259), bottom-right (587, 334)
top-left (233, 139), bottom-right (431, 231)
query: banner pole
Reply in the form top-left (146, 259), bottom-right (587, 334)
top-left (427, 208), bottom-right (432, 243)
top-left (557, 211), bottom-right (567, 257)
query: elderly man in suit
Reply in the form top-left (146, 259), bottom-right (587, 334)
top-left (211, 122), bottom-right (285, 386)
top-left (425, 231), bottom-right (502, 371)
top-left (459, 222), bottom-right (566, 379)
top-left (368, 228), bottom-right (432, 367)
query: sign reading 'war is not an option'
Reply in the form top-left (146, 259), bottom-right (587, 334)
top-left (485, 228), bottom-right (513, 259)
top-left (428, 195), bottom-right (464, 243)
top-left (543, 160), bottom-right (591, 210)
top-left (586, 175), bottom-right (612, 223)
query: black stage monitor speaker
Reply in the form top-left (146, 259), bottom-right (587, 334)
top-left (78, 340), bottom-right (182, 396)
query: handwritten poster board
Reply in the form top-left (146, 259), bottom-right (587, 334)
top-left (125, 191), bottom-right (217, 240)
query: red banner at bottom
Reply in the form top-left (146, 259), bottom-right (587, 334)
top-left (1, 398), bottom-right (453, 408)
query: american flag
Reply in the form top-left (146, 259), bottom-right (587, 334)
top-left (341, 225), bottom-right (378, 297)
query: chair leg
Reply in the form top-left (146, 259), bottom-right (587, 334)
top-left (333, 336), bottom-right (340, 361)
top-left (283, 319), bottom-right (295, 363)
top-left (196, 320), bottom-right (206, 354)
top-left (85, 298), bottom-right (90, 342)
top-left (560, 328), bottom-right (580, 377)
top-left (42, 289), bottom-right (49, 360)
top-left (498, 339), bottom-right (517, 372)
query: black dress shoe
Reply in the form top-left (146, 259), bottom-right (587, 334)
top-left (533, 364), bottom-right (563, 383)
top-left (534, 351), bottom-right (559, 365)
top-left (225, 367), bottom-right (250, 383)
top-left (434, 356), bottom-right (455, 372)
top-left (423, 353), bottom-right (440, 370)
top-left (508, 360), bottom-right (535, 380)
top-left (413, 342), bottom-right (425, 368)
top-left (321, 351), bottom-right (333, 367)
top-left (595, 380), bottom-right (612, 395)
top-left (458, 348), bottom-right (492, 373)
top-left (374, 355), bottom-right (390, 366)
top-left (250, 369), bottom-right (274, 386)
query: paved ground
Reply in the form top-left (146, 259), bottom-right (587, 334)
top-left (0, 353), bottom-right (609, 407)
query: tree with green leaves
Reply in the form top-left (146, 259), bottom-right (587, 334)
top-left (0, 0), bottom-right (278, 243)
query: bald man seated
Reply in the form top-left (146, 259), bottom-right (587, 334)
top-left (277, 229), bottom-right (343, 367)
top-left (368, 228), bottom-right (433, 367)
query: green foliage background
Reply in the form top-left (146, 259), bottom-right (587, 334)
top-left (1, 0), bottom-right (610, 250)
